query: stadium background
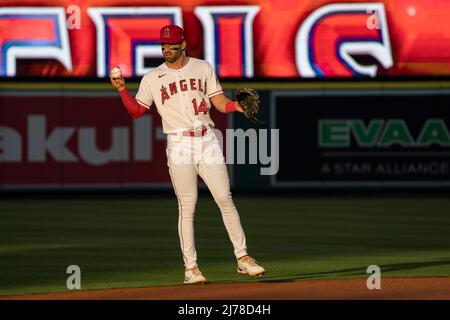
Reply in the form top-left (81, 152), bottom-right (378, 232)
top-left (1, 0), bottom-right (449, 299)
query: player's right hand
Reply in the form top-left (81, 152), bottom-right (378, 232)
top-left (110, 76), bottom-right (126, 91)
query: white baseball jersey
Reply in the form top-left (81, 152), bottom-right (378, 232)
top-left (135, 57), bottom-right (223, 134)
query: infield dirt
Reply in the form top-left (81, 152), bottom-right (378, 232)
top-left (1, 278), bottom-right (449, 300)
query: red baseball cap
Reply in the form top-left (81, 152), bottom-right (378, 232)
top-left (160, 25), bottom-right (185, 44)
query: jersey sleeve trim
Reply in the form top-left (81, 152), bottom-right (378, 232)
top-left (136, 99), bottom-right (150, 109)
top-left (208, 90), bottom-right (223, 98)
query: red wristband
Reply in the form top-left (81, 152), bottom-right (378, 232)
top-left (225, 101), bottom-right (237, 113)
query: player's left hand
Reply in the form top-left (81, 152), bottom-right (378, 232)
top-left (235, 104), bottom-right (244, 113)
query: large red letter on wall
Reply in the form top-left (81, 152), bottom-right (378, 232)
top-left (195, 6), bottom-right (259, 78)
top-left (295, 3), bottom-right (393, 77)
top-left (0, 7), bottom-right (72, 76)
top-left (88, 7), bottom-right (182, 77)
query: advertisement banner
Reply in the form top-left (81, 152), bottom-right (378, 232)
top-left (1, 0), bottom-right (450, 78)
top-left (0, 92), bottom-right (228, 189)
top-left (273, 90), bottom-right (450, 187)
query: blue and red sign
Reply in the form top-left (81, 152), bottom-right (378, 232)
top-left (1, 0), bottom-right (450, 78)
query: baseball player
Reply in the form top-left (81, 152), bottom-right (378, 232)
top-left (110, 24), bottom-right (265, 284)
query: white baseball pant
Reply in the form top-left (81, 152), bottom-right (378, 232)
top-left (166, 128), bottom-right (248, 269)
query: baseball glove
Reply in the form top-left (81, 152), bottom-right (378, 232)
top-left (234, 88), bottom-right (264, 126)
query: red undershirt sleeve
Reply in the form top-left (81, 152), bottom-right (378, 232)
top-left (119, 88), bottom-right (149, 119)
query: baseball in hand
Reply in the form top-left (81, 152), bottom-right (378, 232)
top-left (110, 67), bottom-right (122, 79)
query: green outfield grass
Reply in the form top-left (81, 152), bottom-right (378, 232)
top-left (1, 196), bottom-right (450, 296)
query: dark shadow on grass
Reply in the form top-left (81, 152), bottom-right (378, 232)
top-left (259, 258), bottom-right (450, 283)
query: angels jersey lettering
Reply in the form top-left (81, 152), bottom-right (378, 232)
top-left (135, 57), bottom-right (222, 133)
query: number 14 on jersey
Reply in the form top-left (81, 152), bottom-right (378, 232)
top-left (192, 98), bottom-right (208, 115)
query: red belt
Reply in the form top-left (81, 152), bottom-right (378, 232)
top-left (169, 126), bottom-right (209, 137)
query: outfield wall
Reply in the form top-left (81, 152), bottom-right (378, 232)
top-left (1, 79), bottom-right (450, 191)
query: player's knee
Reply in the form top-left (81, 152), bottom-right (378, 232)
top-left (178, 193), bottom-right (198, 207)
top-left (214, 193), bottom-right (233, 208)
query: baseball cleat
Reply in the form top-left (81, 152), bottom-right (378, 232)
top-left (184, 266), bottom-right (207, 284)
top-left (237, 255), bottom-right (266, 277)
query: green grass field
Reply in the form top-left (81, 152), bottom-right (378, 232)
top-left (1, 196), bottom-right (450, 296)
